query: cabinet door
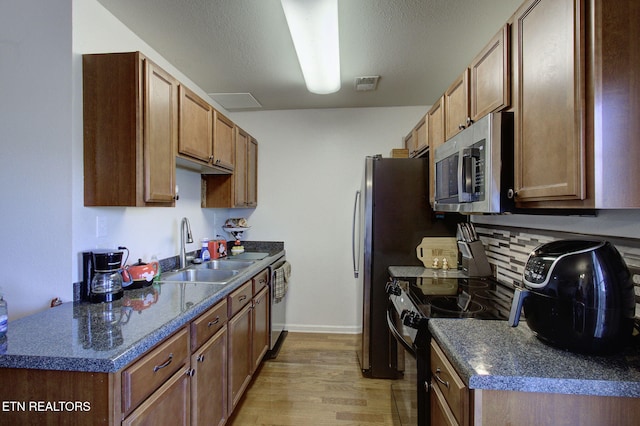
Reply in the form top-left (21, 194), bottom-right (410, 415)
top-left (246, 137), bottom-right (258, 207)
top-left (213, 110), bottom-right (235, 171)
top-left (404, 129), bottom-right (416, 156)
top-left (143, 58), bottom-right (178, 203)
top-left (444, 69), bottom-right (470, 140)
top-left (234, 127), bottom-right (249, 207)
top-left (430, 383), bottom-right (459, 426)
top-left (228, 303), bottom-right (252, 414)
top-left (414, 115), bottom-right (428, 155)
top-left (178, 85), bottom-right (213, 163)
top-left (123, 367), bottom-right (190, 426)
top-left (252, 286), bottom-right (269, 373)
top-left (513, 0), bottom-right (585, 202)
top-left (428, 97), bottom-right (445, 205)
top-left (470, 24), bottom-right (510, 121)
top-left (191, 326), bottom-right (227, 426)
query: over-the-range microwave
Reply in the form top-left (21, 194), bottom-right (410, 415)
top-left (434, 112), bottom-right (513, 213)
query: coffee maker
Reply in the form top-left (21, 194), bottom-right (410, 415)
top-left (82, 248), bottom-right (128, 303)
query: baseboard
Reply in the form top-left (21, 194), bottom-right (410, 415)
top-left (283, 324), bottom-right (361, 334)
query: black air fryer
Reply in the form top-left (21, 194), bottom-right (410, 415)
top-left (509, 240), bottom-right (635, 354)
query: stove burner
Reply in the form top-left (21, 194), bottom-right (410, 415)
top-left (472, 289), bottom-right (502, 300)
top-left (429, 296), bottom-right (484, 316)
top-left (463, 280), bottom-right (490, 289)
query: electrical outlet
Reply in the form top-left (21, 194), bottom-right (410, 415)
top-left (96, 216), bottom-right (107, 238)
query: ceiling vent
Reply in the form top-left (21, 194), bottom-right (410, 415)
top-left (354, 76), bottom-right (380, 91)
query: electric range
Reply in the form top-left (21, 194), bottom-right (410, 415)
top-left (386, 268), bottom-right (513, 426)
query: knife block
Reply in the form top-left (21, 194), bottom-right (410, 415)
top-left (457, 241), bottom-right (493, 277)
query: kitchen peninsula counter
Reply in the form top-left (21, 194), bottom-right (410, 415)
top-left (429, 318), bottom-right (640, 398)
top-left (0, 246), bottom-right (285, 373)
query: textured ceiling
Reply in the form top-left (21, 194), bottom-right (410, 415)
top-left (95, 0), bottom-right (523, 111)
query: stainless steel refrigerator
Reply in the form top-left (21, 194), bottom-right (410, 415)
top-left (352, 155), bottom-right (458, 378)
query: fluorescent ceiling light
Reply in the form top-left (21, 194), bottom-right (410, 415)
top-left (281, 0), bottom-right (341, 94)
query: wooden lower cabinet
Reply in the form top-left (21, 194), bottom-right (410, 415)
top-left (122, 366), bottom-right (190, 426)
top-left (252, 286), bottom-right (269, 373)
top-left (228, 302), bottom-right (253, 413)
top-left (431, 340), bottom-right (640, 426)
top-left (191, 326), bottom-right (227, 426)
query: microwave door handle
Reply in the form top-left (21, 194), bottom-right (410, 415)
top-left (461, 154), bottom-right (476, 195)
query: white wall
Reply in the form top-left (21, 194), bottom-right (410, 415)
top-left (0, 0), bottom-right (73, 319)
top-left (230, 108), bottom-right (426, 332)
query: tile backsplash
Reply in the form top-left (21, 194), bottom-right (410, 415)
top-left (474, 225), bottom-right (640, 320)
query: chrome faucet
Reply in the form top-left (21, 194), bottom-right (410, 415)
top-left (179, 217), bottom-right (193, 269)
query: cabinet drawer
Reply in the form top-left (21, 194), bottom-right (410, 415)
top-left (228, 281), bottom-right (252, 317)
top-left (191, 299), bottom-right (228, 351)
top-left (252, 269), bottom-right (269, 294)
top-left (430, 340), bottom-right (468, 425)
top-left (122, 328), bottom-right (189, 414)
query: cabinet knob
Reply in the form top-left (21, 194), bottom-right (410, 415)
top-left (507, 188), bottom-right (517, 199)
top-left (186, 368), bottom-right (195, 377)
top-left (458, 124), bottom-right (466, 130)
top-left (197, 354), bottom-right (205, 363)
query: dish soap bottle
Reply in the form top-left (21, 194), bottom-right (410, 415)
top-left (201, 239), bottom-right (211, 261)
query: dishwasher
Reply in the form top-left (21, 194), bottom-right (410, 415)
top-left (268, 255), bottom-right (290, 357)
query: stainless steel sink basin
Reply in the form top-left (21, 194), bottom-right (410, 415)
top-left (159, 268), bottom-right (239, 283)
top-left (205, 260), bottom-right (255, 270)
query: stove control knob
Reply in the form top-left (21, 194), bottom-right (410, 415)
top-left (386, 282), bottom-right (401, 296)
top-left (401, 310), bottom-right (421, 328)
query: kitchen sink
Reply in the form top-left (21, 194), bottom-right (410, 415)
top-left (205, 259), bottom-right (255, 270)
top-left (158, 268), bottom-right (239, 283)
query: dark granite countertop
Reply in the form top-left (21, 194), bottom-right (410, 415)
top-left (0, 245), bottom-right (285, 373)
top-left (429, 318), bottom-right (640, 398)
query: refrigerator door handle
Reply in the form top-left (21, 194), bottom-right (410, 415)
top-left (352, 190), bottom-right (361, 278)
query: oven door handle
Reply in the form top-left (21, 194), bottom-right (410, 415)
top-left (386, 307), bottom-right (416, 358)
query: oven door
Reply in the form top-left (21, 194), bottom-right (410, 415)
top-left (387, 301), bottom-right (418, 426)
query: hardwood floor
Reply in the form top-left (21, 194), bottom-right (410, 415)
top-left (228, 332), bottom-right (398, 425)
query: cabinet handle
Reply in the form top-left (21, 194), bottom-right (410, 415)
top-left (207, 317), bottom-right (220, 327)
top-left (186, 368), bottom-right (195, 377)
top-left (458, 124), bottom-right (466, 130)
top-left (197, 354), bottom-right (205, 363)
top-left (434, 368), bottom-right (450, 388)
top-left (239, 295), bottom-right (247, 302)
top-left (209, 155), bottom-right (214, 162)
top-left (153, 353), bottom-right (173, 372)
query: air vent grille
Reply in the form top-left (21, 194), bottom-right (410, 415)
top-left (354, 76), bottom-right (380, 91)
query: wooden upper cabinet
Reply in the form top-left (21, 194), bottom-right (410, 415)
top-left (213, 111), bottom-right (235, 171)
top-left (428, 97), bottom-right (445, 205)
top-left (246, 137), bottom-right (258, 207)
top-left (201, 128), bottom-right (258, 209)
top-left (234, 127), bottom-right (249, 207)
top-left (404, 129), bottom-right (416, 156)
top-left (405, 114), bottom-right (428, 158)
top-left (178, 85), bottom-right (213, 164)
top-left (470, 24), bottom-right (510, 121)
top-left (144, 61), bottom-right (178, 203)
top-left (83, 52), bottom-right (177, 207)
top-left (512, 0), bottom-right (585, 203)
top-left (444, 69), bottom-right (470, 140)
